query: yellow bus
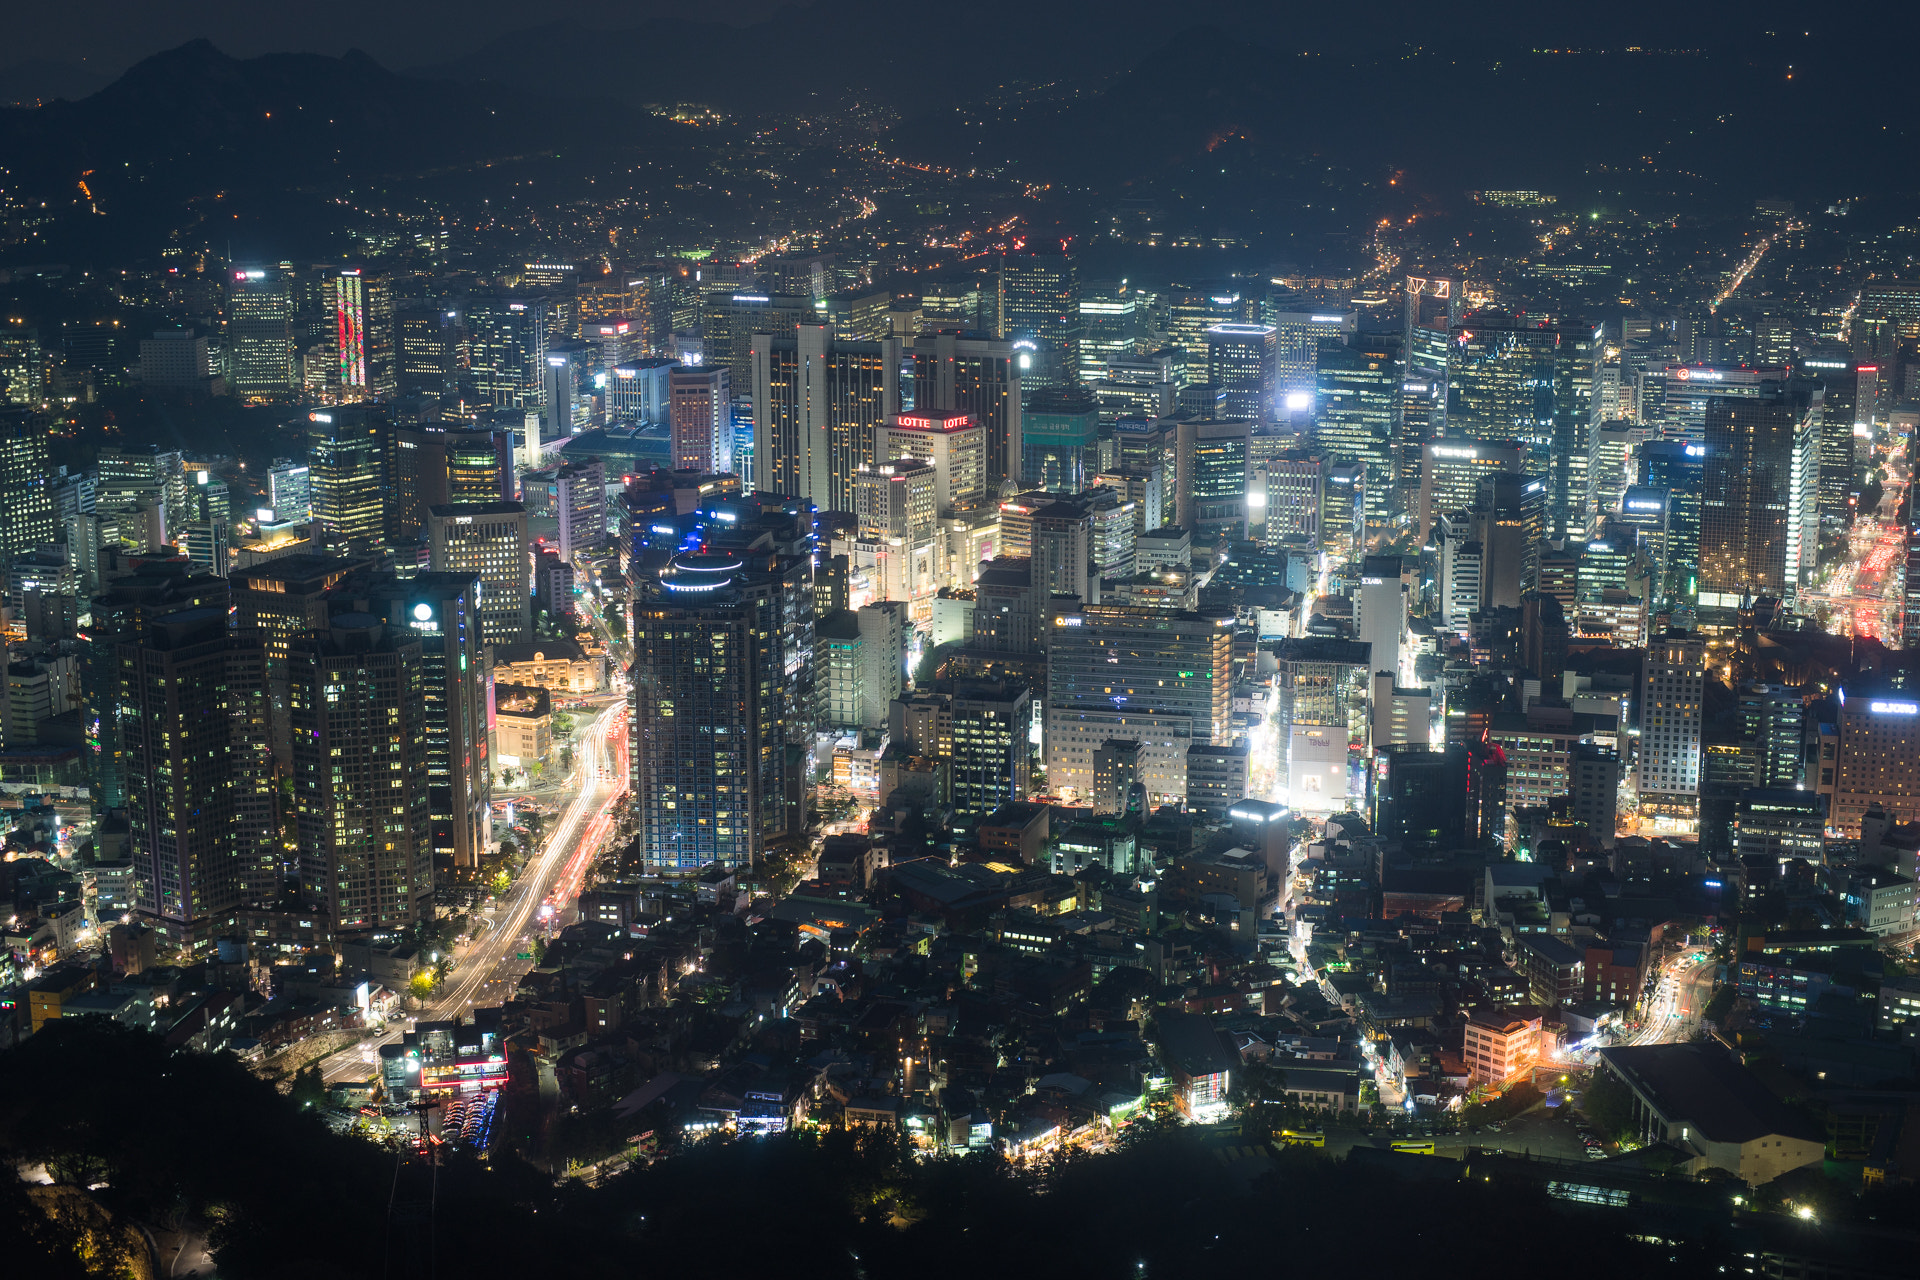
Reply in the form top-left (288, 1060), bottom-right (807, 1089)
top-left (1390, 1140), bottom-right (1436, 1155)
top-left (1279, 1129), bottom-right (1326, 1148)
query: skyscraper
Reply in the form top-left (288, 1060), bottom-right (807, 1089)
top-left (554, 457), bottom-right (608, 562)
top-left (1205, 324), bottom-right (1278, 420)
top-left (396, 303), bottom-right (465, 400)
top-left (1698, 380), bottom-right (1795, 607)
top-left (233, 553), bottom-right (370, 765)
top-left (329, 572), bottom-right (491, 874)
top-left (1314, 333), bottom-right (1400, 532)
top-left (0, 410), bottom-right (56, 564)
top-left (906, 332), bottom-right (1023, 491)
top-left (1445, 313), bottom-right (1598, 537)
top-left (999, 251), bottom-right (1080, 391)
top-left (950, 678), bottom-right (1033, 827)
top-left (1638, 631), bottom-right (1705, 819)
top-left (427, 502), bottom-right (531, 643)
top-left (1475, 472), bottom-right (1547, 608)
top-left (267, 460), bottom-right (311, 521)
top-left (228, 267), bottom-right (296, 400)
top-left (288, 616), bottom-right (434, 936)
top-left (323, 268), bottom-right (395, 399)
top-left (1020, 386), bottom-right (1100, 493)
top-left (630, 551), bottom-right (814, 873)
top-left (464, 295), bottom-right (550, 408)
top-left (1176, 417), bottom-right (1252, 544)
top-left (307, 407), bottom-right (386, 549)
top-left (119, 609), bottom-right (275, 946)
top-left (1045, 602), bottom-right (1233, 803)
top-left (876, 410), bottom-right (986, 517)
top-left (668, 365), bottom-right (733, 475)
top-left (751, 324), bottom-right (900, 512)
top-left (85, 562), bottom-right (232, 808)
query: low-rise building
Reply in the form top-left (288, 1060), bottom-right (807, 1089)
top-left (1595, 1043), bottom-right (1826, 1184)
top-left (1462, 1006), bottom-right (1541, 1084)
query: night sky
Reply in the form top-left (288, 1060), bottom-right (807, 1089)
top-left (6, 0), bottom-right (1908, 80)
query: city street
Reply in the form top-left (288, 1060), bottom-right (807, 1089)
top-left (321, 700), bottom-right (628, 1084)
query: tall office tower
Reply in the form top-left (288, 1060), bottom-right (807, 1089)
top-left (1417, 439), bottom-right (1523, 545)
top-left (288, 616), bottom-right (434, 936)
top-left (877, 410), bottom-right (986, 516)
top-left (1021, 385), bottom-right (1100, 492)
top-left (1585, 421), bottom-right (1644, 526)
top-left (233, 554), bottom-right (369, 764)
top-left (328, 573), bottom-right (491, 874)
top-left (322, 268), bottom-right (395, 399)
top-left (1436, 524), bottom-right (1483, 635)
top-left (0, 329), bottom-right (43, 405)
top-left (1259, 450), bottom-right (1325, 547)
top-left (1906, 521), bottom-right (1920, 649)
top-left (1271, 310), bottom-right (1355, 401)
top-left (854, 460), bottom-right (937, 543)
top-left (85, 563), bottom-right (231, 808)
top-left (1078, 285), bottom-right (1140, 384)
top-left (307, 407), bottom-right (386, 550)
top-left (540, 342), bottom-right (589, 444)
top-left (396, 303), bottom-right (465, 399)
top-left (228, 267), bottom-right (296, 400)
top-left (1357, 555), bottom-right (1406, 688)
top-left (818, 603), bottom-right (907, 730)
top-left (176, 469), bottom-right (232, 578)
top-left (96, 443), bottom-right (187, 533)
top-left (464, 296), bottom-right (549, 407)
top-left (1638, 631), bottom-right (1705, 819)
top-left (999, 250), bottom-right (1080, 390)
top-left (1044, 602), bottom-right (1233, 802)
top-left (1445, 313), bottom-right (1598, 538)
top-left (0, 410), bottom-right (56, 563)
top-left (445, 428), bottom-right (515, 502)
top-left (1176, 417), bottom-right (1251, 544)
top-left (1570, 741), bottom-right (1620, 849)
top-left (1830, 686), bottom-right (1920, 832)
top-left (631, 551), bottom-right (813, 872)
top-left (1853, 281), bottom-right (1920, 366)
top-left (1323, 462), bottom-right (1366, 560)
top-left (907, 332), bottom-right (1023, 491)
top-left (1639, 440), bottom-right (1704, 603)
top-left (1273, 636), bottom-right (1372, 812)
top-left (751, 324), bottom-right (901, 512)
top-left (1474, 472), bottom-right (1546, 608)
top-left (1698, 381), bottom-right (1795, 608)
top-left (705, 291), bottom-right (812, 385)
top-left (119, 610), bottom-right (275, 945)
top-left (582, 318), bottom-right (644, 372)
top-left (1373, 744), bottom-right (1480, 846)
top-left (1576, 520), bottom-right (1637, 599)
top-left (950, 678), bottom-right (1033, 826)
top-left (554, 457), bottom-right (608, 561)
top-left (1205, 324), bottom-right (1279, 420)
top-left (1396, 368), bottom-right (1442, 501)
top-left (1166, 285), bottom-right (1242, 360)
top-left (1738, 682), bottom-right (1805, 791)
top-left (428, 502), bottom-right (530, 643)
top-left (608, 358), bottom-right (676, 428)
top-left (1637, 364), bottom-right (1786, 441)
top-left (1788, 408), bottom-right (1821, 594)
top-left (1798, 356), bottom-right (1862, 524)
top-left (267, 460), bottom-right (311, 520)
top-left (1313, 334), bottom-right (1399, 533)
top-left (1113, 417), bottom-right (1175, 516)
top-left (1616, 486), bottom-right (1672, 593)
top-left (669, 365), bottom-right (733, 474)
top-left (577, 273), bottom-right (637, 336)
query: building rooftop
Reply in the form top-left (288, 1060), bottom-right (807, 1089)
top-left (1597, 1043), bottom-right (1824, 1145)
